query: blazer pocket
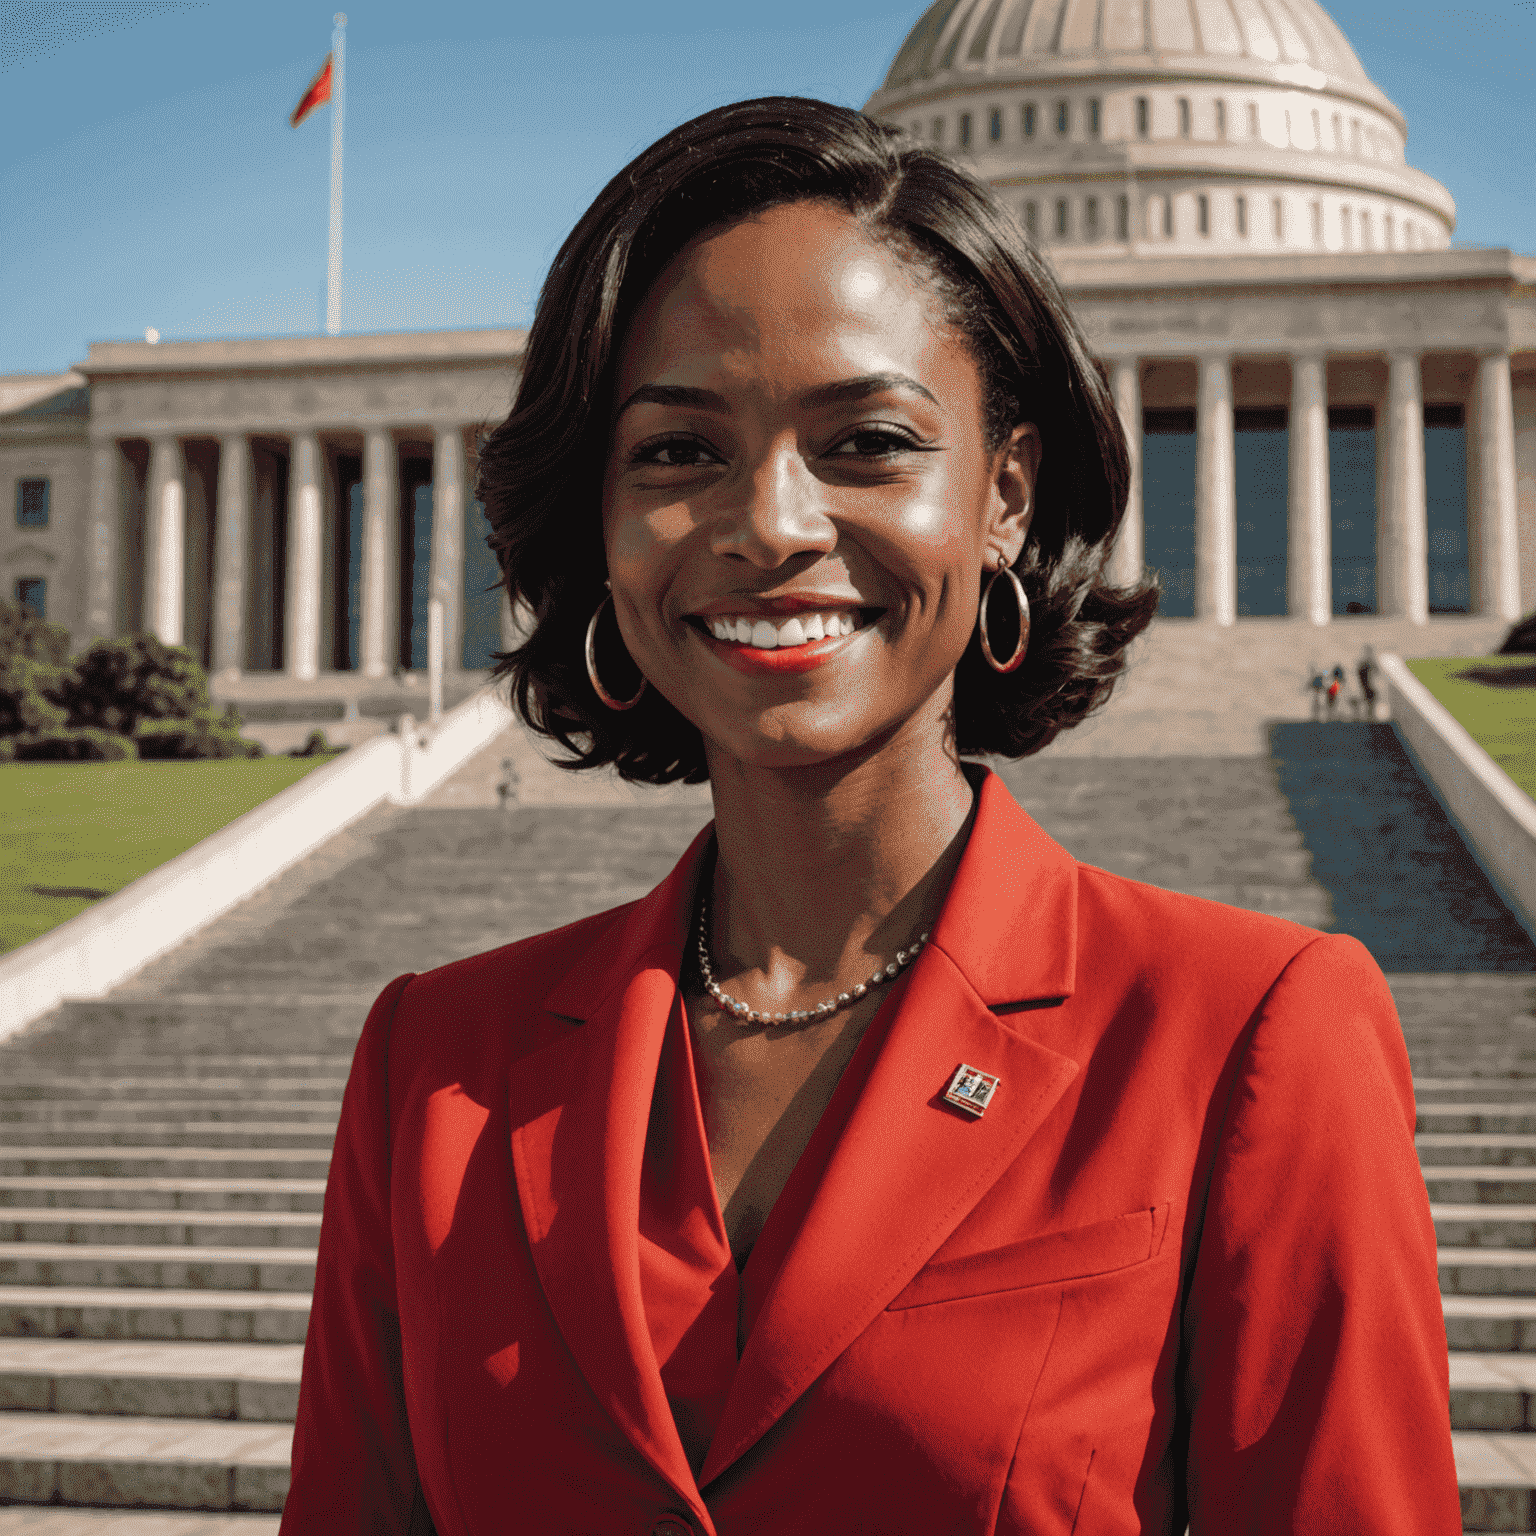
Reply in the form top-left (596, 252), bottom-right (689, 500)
top-left (887, 1202), bottom-right (1171, 1310)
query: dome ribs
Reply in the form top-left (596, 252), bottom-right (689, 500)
top-left (968, 0), bottom-right (1009, 60)
top-left (1151, 0), bottom-right (1199, 56)
top-left (997, 0), bottom-right (1037, 56)
top-left (1101, 0), bottom-right (1147, 56)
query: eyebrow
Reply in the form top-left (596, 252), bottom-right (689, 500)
top-left (614, 372), bottom-right (938, 420)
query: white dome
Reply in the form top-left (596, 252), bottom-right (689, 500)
top-left (865, 0), bottom-right (1455, 257)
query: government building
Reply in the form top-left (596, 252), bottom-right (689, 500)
top-left (2, 0), bottom-right (1532, 683)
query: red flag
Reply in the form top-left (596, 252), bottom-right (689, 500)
top-left (289, 54), bottom-right (333, 128)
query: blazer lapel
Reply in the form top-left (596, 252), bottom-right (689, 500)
top-left (700, 769), bottom-right (1084, 1485)
top-left (508, 820), bottom-right (716, 1513)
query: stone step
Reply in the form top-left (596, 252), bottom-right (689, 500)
top-left (1418, 1080), bottom-right (1536, 1098)
top-left (0, 1081), bottom-right (344, 1104)
top-left (1456, 1432), bottom-right (1536, 1532)
top-left (1424, 1108), bottom-right (1536, 1133)
top-left (0, 1287), bottom-right (309, 1343)
top-left (0, 1211), bottom-right (321, 1249)
top-left (0, 1179), bottom-right (325, 1214)
top-left (0, 1512), bottom-right (278, 1533)
top-left (0, 1057), bottom-right (348, 1078)
top-left (0, 1127), bottom-right (336, 1151)
top-left (0, 1104), bottom-right (342, 1126)
top-left (0, 1245), bottom-right (315, 1295)
top-left (0, 1411), bottom-right (289, 1510)
top-left (1442, 1250), bottom-right (1536, 1298)
top-left (1437, 1205), bottom-right (1536, 1247)
top-left (1424, 1169), bottom-right (1536, 1204)
top-left (0, 1151), bottom-right (330, 1182)
top-left (0, 1339), bottom-right (301, 1422)
top-left (1453, 1353), bottom-right (1536, 1432)
top-left (1445, 1296), bottom-right (1536, 1353)
top-left (1420, 1136), bottom-right (1536, 1168)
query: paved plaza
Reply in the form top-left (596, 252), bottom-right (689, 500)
top-left (2, 617), bottom-right (1535, 1529)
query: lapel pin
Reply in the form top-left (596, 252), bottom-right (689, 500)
top-left (943, 1063), bottom-right (1000, 1118)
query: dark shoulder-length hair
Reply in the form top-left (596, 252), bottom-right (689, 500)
top-left (475, 95), bottom-right (1158, 784)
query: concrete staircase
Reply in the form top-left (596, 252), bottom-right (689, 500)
top-left (2, 729), bottom-right (1534, 1528)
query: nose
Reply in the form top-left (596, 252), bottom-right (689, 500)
top-left (709, 441), bottom-right (836, 570)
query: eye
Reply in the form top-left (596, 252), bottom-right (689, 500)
top-left (630, 435), bottom-right (721, 469)
top-left (829, 425), bottom-right (925, 458)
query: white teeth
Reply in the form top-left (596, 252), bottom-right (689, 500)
top-left (704, 610), bottom-right (860, 648)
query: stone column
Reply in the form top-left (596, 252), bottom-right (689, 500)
top-left (358, 429), bottom-right (399, 679)
top-left (1380, 351), bottom-right (1428, 622)
top-left (431, 425), bottom-right (467, 672)
top-left (285, 433), bottom-right (325, 680)
top-left (86, 439), bottom-right (121, 641)
top-left (1287, 353), bottom-right (1331, 624)
top-left (146, 436), bottom-right (185, 645)
top-left (212, 435), bottom-right (252, 676)
top-left (1472, 351), bottom-right (1522, 621)
top-left (1195, 353), bottom-right (1237, 625)
top-left (1107, 358), bottom-right (1143, 586)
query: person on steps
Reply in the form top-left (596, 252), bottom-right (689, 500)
top-left (281, 97), bottom-right (1461, 1536)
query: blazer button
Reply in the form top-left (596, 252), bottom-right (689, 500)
top-left (649, 1517), bottom-right (695, 1536)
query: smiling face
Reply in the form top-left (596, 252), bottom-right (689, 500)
top-left (601, 199), bottom-right (1039, 775)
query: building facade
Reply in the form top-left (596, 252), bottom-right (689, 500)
top-left (2, 0), bottom-right (1532, 676)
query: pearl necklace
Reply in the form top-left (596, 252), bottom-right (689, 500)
top-left (694, 886), bottom-right (930, 1027)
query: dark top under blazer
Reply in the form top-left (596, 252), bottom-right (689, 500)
top-left (281, 766), bottom-right (1460, 1535)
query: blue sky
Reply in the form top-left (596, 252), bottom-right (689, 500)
top-left (2, 0), bottom-right (1531, 376)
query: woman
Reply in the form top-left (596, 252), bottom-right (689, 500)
top-left (282, 98), bottom-right (1459, 1534)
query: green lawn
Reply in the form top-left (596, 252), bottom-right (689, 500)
top-left (1405, 655), bottom-right (1536, 804)
top-left (0, 756), bottom-right (340, 954)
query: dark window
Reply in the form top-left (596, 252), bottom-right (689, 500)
top-left (1023, 102), bottom-right (1037, 138)
top-left (1116, 194), bottom-right (1129, 239)
top-left (932, 117), bottom-right (944, 143)
top-left (1273, 197), bottom-right (1285, 241)
top-left (989, 107), bottom-right (1002, 141)
top-left (1215, 100), bottom-right (1226, 139)
top-left (1235, 409), bottom-right (1289, 616)
top-left (1023, 200), bottom-right (1039, 240)
top-left (1085, 197), bottom-right (1100, 239)
top-left (1329, 407), bottom-right (1377, 615)
top-left (1247, 102), bottom-right (1259, 137)
top-left (1055, 199), bottom-right (1070, 238)
top-left (1056, 100), bottom-right (1070, 135)
top-left (1163, 197), bottom-right (1174, 237)
top-left (1142, 411), bottom-right (1198, 616)
top-left (1088, 98), bottom-right (1101, 136)
top-left (16, 578), bottom-right (45, 619)
top-left (1197, 194), bottom-right (1210, 235)
top-left (1424, 404), bottom-right (1470, 613)
top-left (1136, 97), bottom-right (1149, 137)
top-left (16, 478), bottom-right (48, 527)
top-left (1236, 194), bottom-right (1247, 237)
top-left (959, 112), bottom-right (973, 148)
top-left (1178, 97), bottom-right (1191, 137)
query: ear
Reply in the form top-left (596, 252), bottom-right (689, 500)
top-left (983, 422), bottom-right (1041, 571)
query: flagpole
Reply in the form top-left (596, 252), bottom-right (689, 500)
top-left (326, 12), bottom-right (346, 336)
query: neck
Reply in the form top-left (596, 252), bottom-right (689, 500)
top-left (701, 700), bottom-right (978, 1009)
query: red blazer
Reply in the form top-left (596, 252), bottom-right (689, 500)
top-left (281, 767), bottom-right (1459, 1535)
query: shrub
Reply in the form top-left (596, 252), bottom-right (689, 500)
top-left (0, 654), bottom-right (68, 739)
top-left (0, 598), bottom-right (70, 667)
top-left (290, 728), bottom-right (336, 757)
top-left (135, 715), bottom-right (263, 760)
top-left (56, 633), bottom-right (211, 737)
top-left (15, 727), bottom-right (138, 762)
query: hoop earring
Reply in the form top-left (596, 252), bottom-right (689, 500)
top-left (584, 593), bottom-right (647, 710)
top-left (978, 557), bottom-right (1030, 674)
